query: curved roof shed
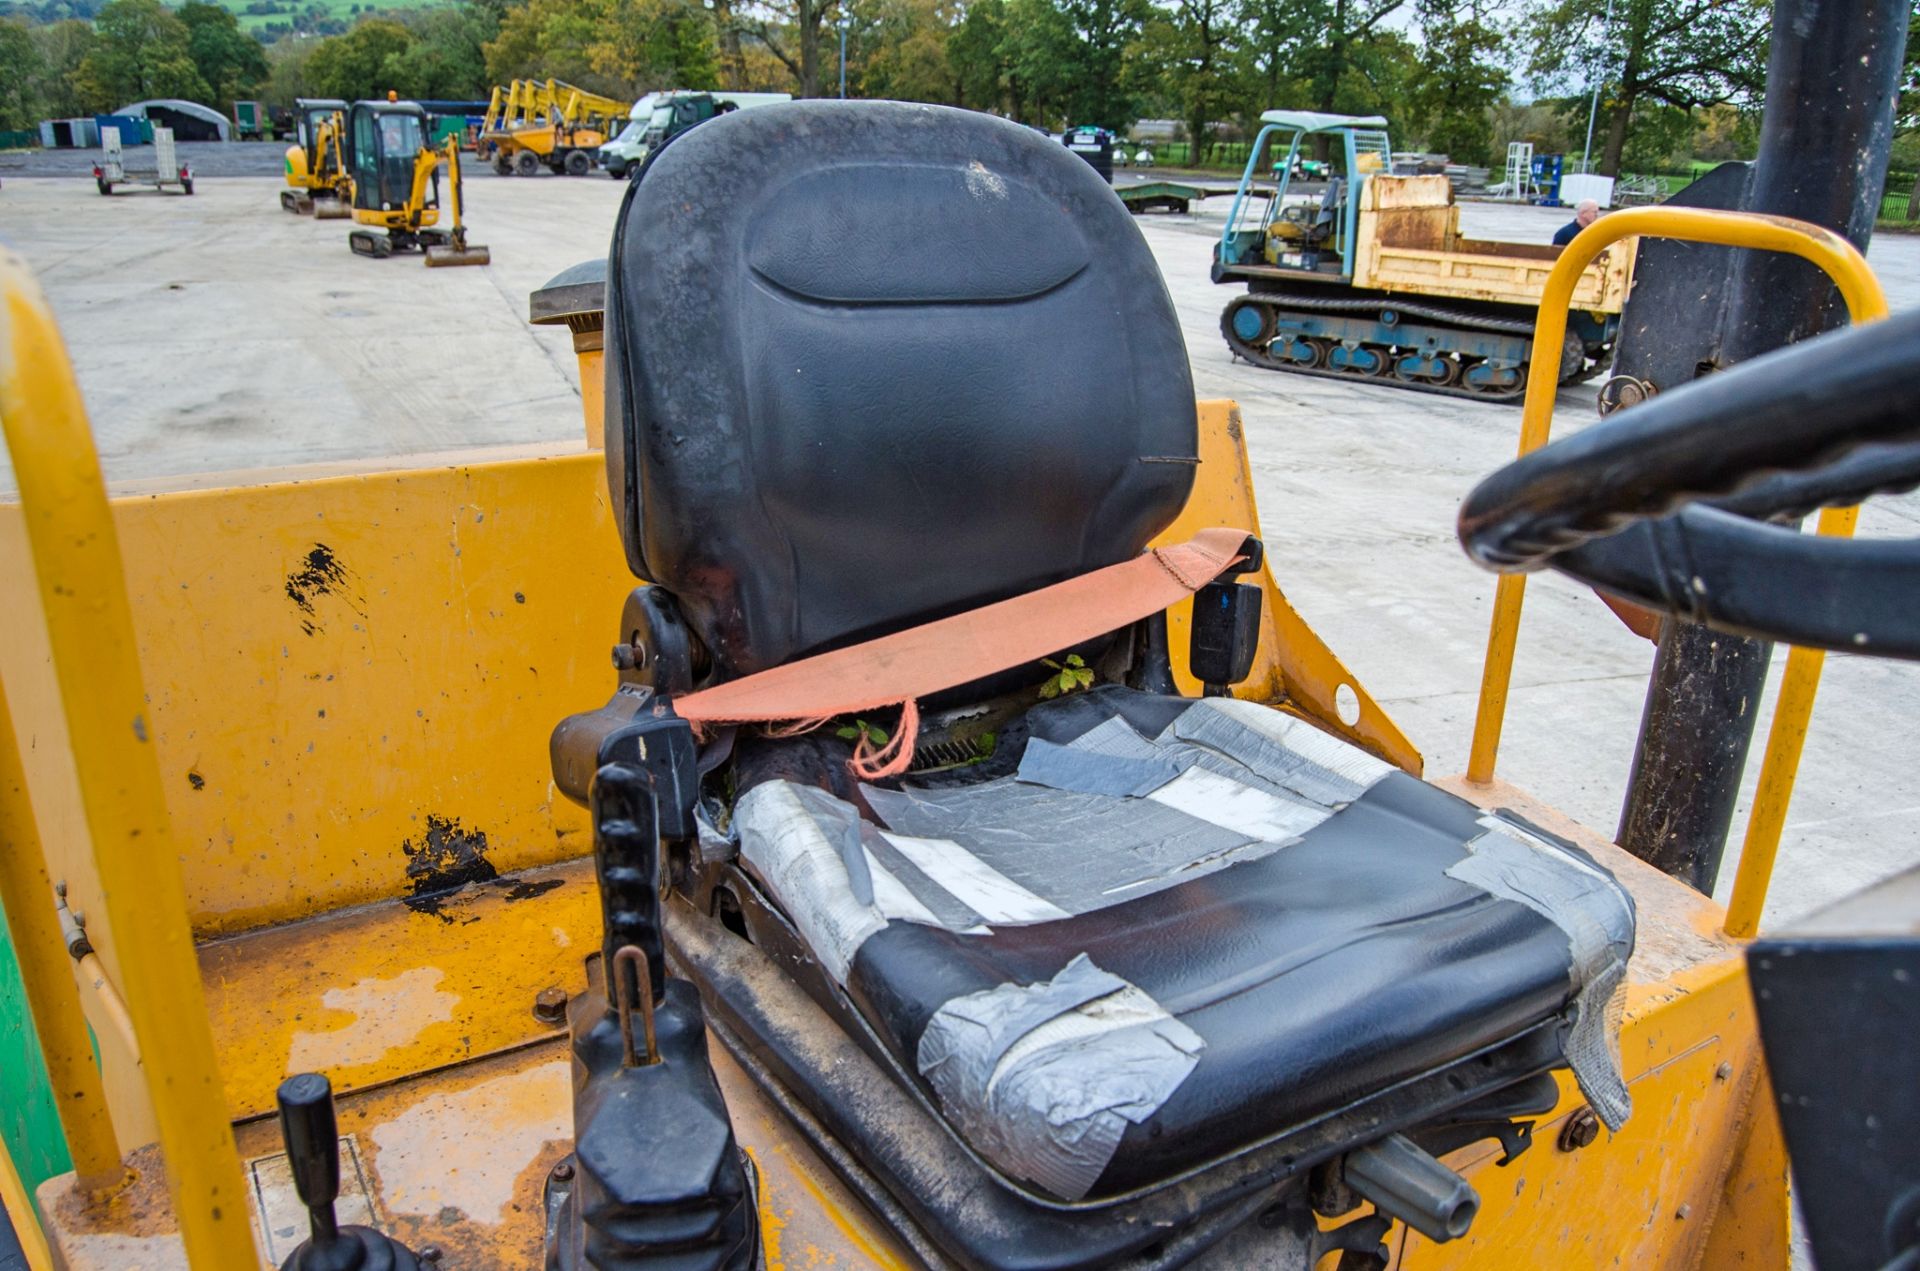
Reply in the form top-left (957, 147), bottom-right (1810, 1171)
top-left (114, 99), bottom-right (230, 142)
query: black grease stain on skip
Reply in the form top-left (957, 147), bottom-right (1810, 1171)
top-left (495, 876), bottom-right (564, 903)
top-left (401, 815), bottom-right (498, 923)
top-left (285, 544), bottom-right (366, 637)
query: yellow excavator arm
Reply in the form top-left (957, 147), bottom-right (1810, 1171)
top-left (411, 135), bottom-right (484, 263)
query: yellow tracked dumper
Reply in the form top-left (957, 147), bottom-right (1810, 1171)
top-left (0, 33), bottom-right (1916, 1271)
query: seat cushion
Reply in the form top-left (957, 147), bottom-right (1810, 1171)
top-left (729, 688), bottom-right (1635, 1202)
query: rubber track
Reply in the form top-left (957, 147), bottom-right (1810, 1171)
top-left (1242, 291), bottom-right (1538, 337)
top-left (1220, 297), bottom-right (1534, 404)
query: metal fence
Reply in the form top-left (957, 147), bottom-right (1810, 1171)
top-left (1675, 161), bottom-right (1914, 220)
top-left (0, 129), bottom-right (37, 151)
top-left (1148, 140), bottom-right (1257, 170)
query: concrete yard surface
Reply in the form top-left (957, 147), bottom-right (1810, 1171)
top-left (2, 172), bottom-right (1918, 931)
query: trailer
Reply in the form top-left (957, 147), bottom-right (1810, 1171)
top-left (1117, 179), bottom-right (1206, 213)
top-left (233, 100), bottom-right (268, 141)
top-left (93, 126), bottom-right (193, 196)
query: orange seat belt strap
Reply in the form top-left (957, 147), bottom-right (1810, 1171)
top-left (673, 526), bottom-right (1251, 744)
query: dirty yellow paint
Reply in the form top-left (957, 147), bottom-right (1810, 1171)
top-left (285, 966), bottom-right (460, 1074)
top-left (1396, 963), bottom-right (1777, 1269)
top-left (0, 453), bottom-right (634, 944)
top-left (201, 858), bottom-right (599, 1119)
top-left (771, 1147), bottom-right (909, 1271)
top-left (1349, 175), bottom-right (1634, 312)
top-left (367, 1058), bottom-right (570, 1225)
top-left (0, 1136), bottom-right (54, 1271)
top-left (745, 1148), bottom-right (787, 1271)
top-left (1, 250), bottom-right (259, 1265)
top-left (1430, 777), bottom-right (1788, 1267)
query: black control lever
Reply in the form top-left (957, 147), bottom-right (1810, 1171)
top-left (276, 1073), bottom-right (423, 1271)
top-left (541, 754), bottom-right (758, 1270)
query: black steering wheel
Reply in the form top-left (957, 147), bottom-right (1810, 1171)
top-left (1457, 308), bottom-right (1920, 659)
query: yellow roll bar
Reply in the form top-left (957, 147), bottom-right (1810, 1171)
top-left (1462, 205), bottom-right (1889, 940)
top-left (0, 252), bottom-right (260, 1262)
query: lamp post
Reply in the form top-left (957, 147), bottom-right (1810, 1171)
top-left (838, 11), bottom-right (852, 98)
top-left (1580, 0), bottom-right (1616, 173)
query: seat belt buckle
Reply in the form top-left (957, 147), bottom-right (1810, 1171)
top-left (1190, 536), bottom-right (1264, 694)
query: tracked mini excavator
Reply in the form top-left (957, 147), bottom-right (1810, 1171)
top-left (1213, 113), bottom-right (1633, 402)
top-left (0, 6), bottom-right (1915, 1267)
top-left (343, 96), bottom-right (490, 266)
top-left (280, 97), bottom-right (352, 218)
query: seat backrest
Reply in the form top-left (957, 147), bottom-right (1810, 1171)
top-left (1314, 177), bottom-right (1343, 228)
top-left (604, 101), bottom-right (1198, 678)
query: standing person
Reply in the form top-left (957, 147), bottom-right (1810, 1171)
top-left (1553, 199), bottom-right (1601, 245)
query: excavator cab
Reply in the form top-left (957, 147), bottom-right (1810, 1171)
top-left (296, 98), bottom-right (347, 157)
top-left (349, 99), bottom-right (433, 218)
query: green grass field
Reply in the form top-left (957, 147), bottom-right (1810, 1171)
top-left (218, 0), bottom-right (434, 37)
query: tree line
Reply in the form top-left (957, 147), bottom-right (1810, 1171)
top-left (0, 0), bottom-right (1861, 180)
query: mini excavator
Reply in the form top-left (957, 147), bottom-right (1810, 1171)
top-left (280, 97), bottom-right (352, 219)
top-left (344, 96), bottom-right (490, 267)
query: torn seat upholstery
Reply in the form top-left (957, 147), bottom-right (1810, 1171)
top-left (727, 688), bottom-right (1634, 1203)
top-left (602, 99), bottom-right (1636, 1251)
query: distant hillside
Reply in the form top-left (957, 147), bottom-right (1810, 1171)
top-left (0, 0), bottom-right (440, 39)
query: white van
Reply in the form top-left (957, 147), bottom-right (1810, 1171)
top-left (598, 91), bottom-right (792, 177)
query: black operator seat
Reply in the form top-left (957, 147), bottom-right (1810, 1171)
top-left (604, 100), bottom-right (1635, 1216)
top-left (1309, 175), bottom-right (1344, 244)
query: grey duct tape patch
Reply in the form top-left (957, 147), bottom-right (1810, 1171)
top-left (1170, 698), bottom-right (1395, 807)
top-left (867, 701), bottom-right (1395, 915)
top-left (1446, 815), bottom-right (1636, 1130)
top-left (863, 778), bottom-right (1253, 914)
top-left (736, 780), bottom-right (942, 981)
top-left (1015, 736), bottom-right (1183, 798)
top-left (916, 954), bottom-right (1204, 1201)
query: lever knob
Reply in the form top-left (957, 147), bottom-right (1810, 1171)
top-left (279, 1073), bottom-right (342, 1225)
top-left (275, 1073), bottom-right (423, 1271)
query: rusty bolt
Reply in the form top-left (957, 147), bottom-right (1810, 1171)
top-left (419, 1245), bottom-right (443, 1262)
top-left (1558, 1108), bottom-right (1601, 1152)
top-left (533, 987), bottom-right (569, 1025)
top-left (1714, 1062), bottom-right (1733, 1082)
top-left (1676, 1205), bottom-right (1692, 1221)
top-left (552, 1160), bottom-right (575, 1182)
top-left (611, 643), bottom-right (639, 671)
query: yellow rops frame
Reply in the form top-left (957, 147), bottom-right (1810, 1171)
top-left (1463, 205), bottom-right (1888, 939)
